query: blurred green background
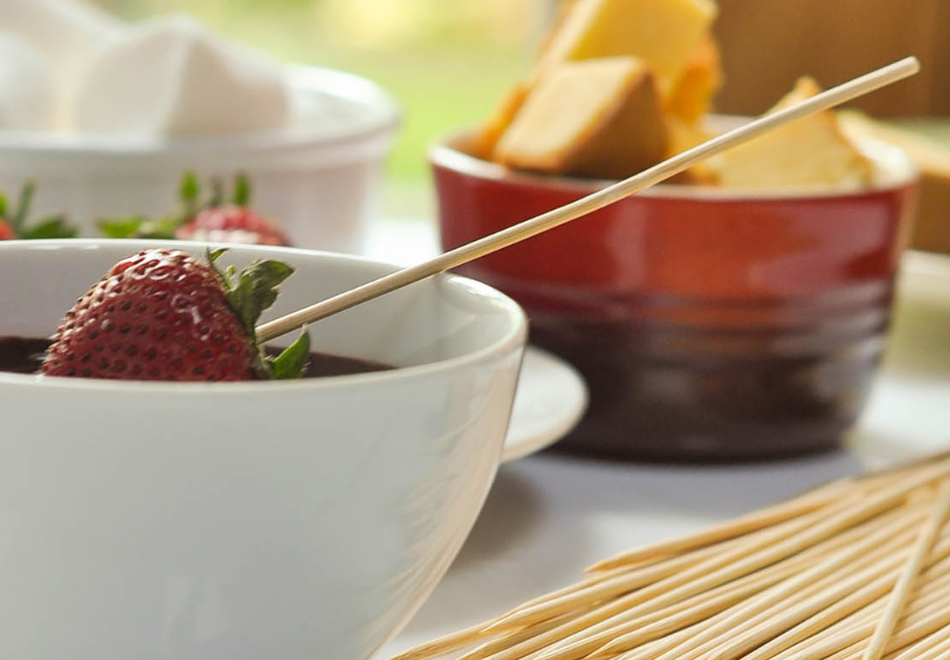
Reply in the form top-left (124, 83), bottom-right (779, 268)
top-left (90, 0), bottom-right (542, 218)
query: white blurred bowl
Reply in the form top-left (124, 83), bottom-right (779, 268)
top-left (0, 239), bottom-right (525, 660)
top-left (0, 66), bottom-right (400, 253)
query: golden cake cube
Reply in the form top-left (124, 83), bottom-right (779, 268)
top-left (665, 117), bottom-right (718, 184)
top-left (495, 56), bottom-right (670, 179)
top-left (706, 77), bottom-right (875, 188)
top-left (469, 82), bottom-right (531, 161)
top-left (536, 0), bottom-right (718, 92)
top-left (666, 35), bottom-right (723, 123)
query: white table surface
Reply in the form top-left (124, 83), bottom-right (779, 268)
top-left (364, 217), bottom-right (950, 660)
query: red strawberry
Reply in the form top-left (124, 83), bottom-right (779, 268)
top-left (99, 173), bottom-right (292, 247)
top-left (42, 248), bottom-right (309, 382)
top-left (175, 206), bottom-right (290, 246)
top-left (0, 220), bottom-right (13, 241)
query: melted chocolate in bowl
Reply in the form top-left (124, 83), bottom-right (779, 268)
top-left (0, 337), bottom-right (393, 379)
top-left (0, 337), bottom-right (48, 374)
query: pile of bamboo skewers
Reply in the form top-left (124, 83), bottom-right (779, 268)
top-left (393, 455), bottom-right (950, 660)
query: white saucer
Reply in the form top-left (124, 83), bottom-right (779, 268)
top-left (503, 346), bottom-right (588, 463)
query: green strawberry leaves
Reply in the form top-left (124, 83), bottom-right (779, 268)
top-left (206, 248), bottom-right (310, 380)
top-left (18, 216), bottom-right (78, 240)
top-left (180, 171), bottom-right (201, 208)
top-left (232, 173), bottom-right (252, 207)
top-left (98, 216), bottom-right (178, 239)
top-left (267, 327), bottom-right (311, 380)
top-left (189, 171), bottom-right (252, 210)
top-left (98, 171), bottom-right (253, 240)
top-left (223, 258), bottom-right (294, 336)
top-left (0, 182), bottom-right (78, 239)
top-left (8, 183), bottom-right (32, 234)
top-left (0, 172), bottom-right (254, 241)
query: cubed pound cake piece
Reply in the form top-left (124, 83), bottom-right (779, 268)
top-left (495, 57), bottom-right (670, 179)
top-left (469, 82), bottom-right (531, 160)
top-left (536, 0), bottom-right (717, 93)
top-left (665, 117), bottom-right (717, 184)
top-left (666, 35), bottom-right (722, 123)
top-left (707, 77), bottom-right (875, 188)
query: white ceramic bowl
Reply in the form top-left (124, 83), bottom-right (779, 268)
top-left (0, 66), bottom-right (400, 253)
top-left (0, 239), bottom-right (526, 660)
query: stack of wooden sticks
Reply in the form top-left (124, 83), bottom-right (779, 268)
top-left (394, 456), bottom-right (950, 660)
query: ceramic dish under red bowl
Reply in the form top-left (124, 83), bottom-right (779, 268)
top-left (431, 128), bottom-right (919, 461)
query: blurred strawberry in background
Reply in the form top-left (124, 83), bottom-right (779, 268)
top-left (99, 172), bottom-right (291, 247)
top-left (0, 183), bottom-right (77, 240)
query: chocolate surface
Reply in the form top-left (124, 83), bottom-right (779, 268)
top-left (0, 337), bottom-right (393, 380)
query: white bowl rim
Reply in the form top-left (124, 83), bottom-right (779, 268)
top-left (429, 118), bottom-right (919, 201)
top-left (0, 239), bottom-right (528, 393)
top-left (0, 65), bottom-right (402, 156)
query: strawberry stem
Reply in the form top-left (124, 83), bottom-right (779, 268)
top-left (206, 248), bottom-right (310, 380)
top-left (232, 173), bottom-right (251, 207)
top-left (267, 326), bottom-right (311, 379)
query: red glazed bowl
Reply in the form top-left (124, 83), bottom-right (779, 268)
top-left (431, 128), bottom-right (919, 461)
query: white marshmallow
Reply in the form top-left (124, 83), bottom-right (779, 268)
top-left (72, 15), bottom-right (291, 136)
top-left (0, 0), bottom-right (124, 128)
top-left (0, 32), bottom-right (56, 130)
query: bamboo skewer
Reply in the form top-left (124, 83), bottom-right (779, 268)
top-left (465, 503), bottom-right (850, 660)
top-left (673, 529), bottom-right (950, 660)
top-left (723, 534), bottom-right (950, 660)
top-left (569, 506), bottom-right (924, 660)
top-left (605, 530), bottom-right (950, 660)
top-left (255, 57), bottom-right (920, 343)
top-left (528, 458), bottom-right (950, 660)
top-left (394, 622), bottom-right (490, 660)
top-left (392, 453), bottom-right (950, 660)
top-left (488, 492), bottom-right (861, 636)
top-left (488, 500), bottom-right (849, 635)
top-left (537, 564), bottom-right (808, 660)
top-left (711, 552), bottom-right (931, 660)
top-left (491, 521), bottom-right (793, 632)
top-left (456, 611), bottom-right (593, 660)
top-left (884, 623), bottom-right (950, 660)
top-left (587, 479), bottom-right (855, 572)
top-left (470, 476), bottom-right (947, 660)
top-left (768, 583), bottom-right (950, 660)
top-left (813, 553), bottom-right (950, 660)
top-left (668, 553), bottom-right (900, 660)
top-left (484, 480), bottom-right (899, 646)
top-left (602, 508), bottom-right (929, 660)
top-left (860, 480), bottom-right (950, 660)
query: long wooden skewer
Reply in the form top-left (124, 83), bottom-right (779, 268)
top-left (860, 480), bottom-right (950, 660)
top-left (391, 458), bottom-right (950, 660)
top-left (486, 456), bottom-right (950, 643)
top-left (254, 56), bottom-right (920, 342)
top-left (587, 479), bottom-right (855, 572)
top-left (440, 464), bottom-right (950, 660)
